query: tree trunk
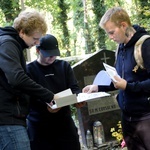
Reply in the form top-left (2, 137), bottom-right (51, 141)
top-left (82, 0), bottom-right (93, 54)
top-left (92, 0), bottom-right (106, 50)
top-left (58, 0), bottom-right (70, 56)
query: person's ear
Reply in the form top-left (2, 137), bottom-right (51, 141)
top-left (120, 22), bottom-right (128, 28)
top-left (19, 30), bottom-right (25, 39)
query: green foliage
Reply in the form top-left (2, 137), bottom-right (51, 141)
top-left (105, 38), bottom-right (117, 50)
top-left (0, 9), bottom-right (6, 26)
top-left (72, 0), bottom-right (84, 29)
top-left (1, 0), bottom-right (150, 57)
top-left (91, 0), bottom-right (106, 50)
top-left (0, 0), bottom-right (20, 23)
top-left (56, 0), bottom-right (70, 49)
top-left (131, 5), bottom-right (150, 31)
top-left (70, 105), bottom-right (78, 119)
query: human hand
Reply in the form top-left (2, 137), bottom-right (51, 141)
top-left (113, 76), bottom-right (127, 90)
top-left (46, 94), bottom-right (58, 108)
top-left (82, 85), bottom-right (98, 93)
top-left (46, 94), bottom-right (61, 113)
top-left (75, 101), bottom-right (86, 108)
top-left (47, 105), bottom-right (61, 113)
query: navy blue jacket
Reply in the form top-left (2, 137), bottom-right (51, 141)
top-left (98, 26), bottom-right (150, 121)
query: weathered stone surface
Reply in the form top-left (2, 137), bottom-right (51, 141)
top-left (73, 50), bottom-right (121, 146)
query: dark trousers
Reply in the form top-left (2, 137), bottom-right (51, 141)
top-left (27, 118), bottom-right (81, 150)
top-left (122, 118), bottom-right (150, 150)
top-left (30, 138), bottom-right (80, 150)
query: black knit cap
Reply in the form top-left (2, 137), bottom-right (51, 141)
top-left (36, 34), bottom-right (60, 57)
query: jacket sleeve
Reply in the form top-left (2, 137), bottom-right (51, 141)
top-left (98, 82), bottom-right (116, 92)
top-left (0, 41), bottom-right (54, 103)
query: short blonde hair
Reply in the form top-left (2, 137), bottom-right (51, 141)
top-left (13, 9), bottom-right (47, 36)
top-left (99, 7), bottom-right (131, 28)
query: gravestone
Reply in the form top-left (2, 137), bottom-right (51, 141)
top-left (72, 49), bottom-right (121, 147)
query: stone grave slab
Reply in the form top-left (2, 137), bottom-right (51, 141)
top-left (72, 49), bottom-right (122, 147)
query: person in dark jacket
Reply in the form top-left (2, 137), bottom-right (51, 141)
top-left (26, 34), bottom-right (85, 150)
top-left (0, 9), bottom-right (56, 150)
top-left (83, 7), bottom-right (150, 150)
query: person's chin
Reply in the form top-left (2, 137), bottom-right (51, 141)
top-left (28, 46), bottom-right (32, 49)
top-left (46, 62), bottom-right (53, 65)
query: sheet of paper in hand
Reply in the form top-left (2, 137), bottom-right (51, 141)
top-left (46, 89), bottom-right (77, 109)
top-left (46, 88), bottom-right (110, 109)
top-left (103, 62), bottom-right (120, 82)
top-left (77, 92), bottom-right (110, 102)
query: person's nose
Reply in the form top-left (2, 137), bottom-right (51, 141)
top-left (109, 34), bottom-right (114, 40)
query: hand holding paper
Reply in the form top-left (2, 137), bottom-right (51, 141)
top-left (47, 105), bottom-right (61, 113)
top-left (113, 76), bottom-right (127, 90)
top-left (74, 101), bottom-right (86, 108)
top-left (82, 85), bottom-right (98, 93)
top-left (103, 63), bottom-right (120, 82)
top-left (46, 89), bottom-right (110, 109)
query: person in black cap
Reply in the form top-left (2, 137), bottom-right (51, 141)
top-left (36, 34), bottom-right (61, 57)
top-left (26, 34), bottom-right (85, 150)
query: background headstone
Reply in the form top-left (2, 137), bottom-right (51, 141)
top-left (72, 49), bottom-right (121, 147)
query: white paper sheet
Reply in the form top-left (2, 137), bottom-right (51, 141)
top-left (46, 88), bottom-right (110, 109)
top-left (103, 63), bottom-right (120, 82)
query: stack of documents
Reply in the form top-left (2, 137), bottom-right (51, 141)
top-left (47, 89), bottom-right (110, 109)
